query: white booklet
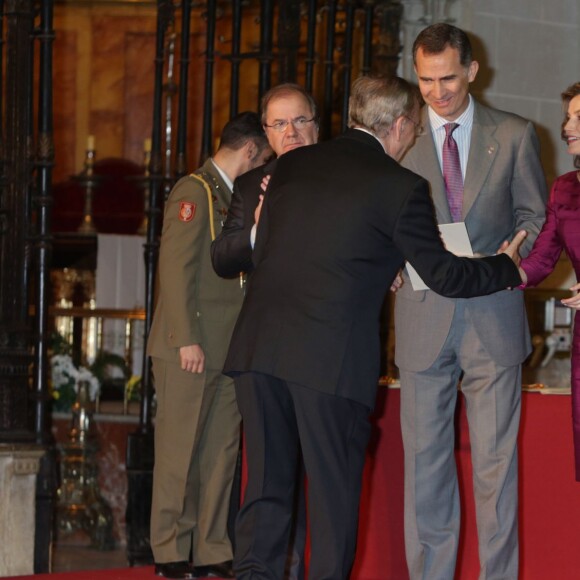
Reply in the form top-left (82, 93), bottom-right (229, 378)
top-left (406, 222), bottom-right (473, 291)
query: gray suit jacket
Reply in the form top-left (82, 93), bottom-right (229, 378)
top-left (395, 100), bottom-right (548, 371)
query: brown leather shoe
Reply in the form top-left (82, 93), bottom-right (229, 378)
top-left (155, 561), bottom-right (198, 579)
top-left (193, 560), bottom-right (234, 578)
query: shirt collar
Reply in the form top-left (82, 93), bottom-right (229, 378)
top-left (353, 126), bottom-right (387, 153)
top-left (210, 158), bottom-right (233, 190)
top-left (428, 94), bottom-right (474, 132)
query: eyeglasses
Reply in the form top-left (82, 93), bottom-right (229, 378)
top-left (264, 117), bottom-right (316, 133)
top-left (404, 116), bottom-right (425, 137)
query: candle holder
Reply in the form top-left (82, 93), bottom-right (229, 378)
top-left (75, 144), bottom-right (101, 235)
top-left (137, 141), bottom-right (152, 235)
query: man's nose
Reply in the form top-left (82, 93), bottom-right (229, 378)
top-left (286, 121), bottom-right (299, 136)
top-left (431, 81), bottom-right (444, 99)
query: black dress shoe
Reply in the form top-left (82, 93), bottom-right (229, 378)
top-left (193, 560), bottom-right (234, 578)
top-left (155, 561), bottom-right (198, 579)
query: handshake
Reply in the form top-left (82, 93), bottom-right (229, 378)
top-left (497, 229), bottom-right (528, 284)
top-left (389, 230), bottom-right (529, 295)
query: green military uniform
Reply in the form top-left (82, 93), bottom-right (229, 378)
top-left (147, 158), bottom-right (244, 566)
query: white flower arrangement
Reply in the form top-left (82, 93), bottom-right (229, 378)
top-left (50, 353), bottom-right (100, 412)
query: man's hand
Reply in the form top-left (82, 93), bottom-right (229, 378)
top-left (498, 230), bottom-right (527, 267)
top-left (254, 174), bottom-right (271, 226)
top-left (179, 344), bottom-right (205, 374)
top-left (561, 283), bottom-right (580, 310)
top-left (497, 230), bottom-right (528, 284)
top-left (390, 271), bottom-right (403, 293)
top-left (254, 194), bottom-right (265, 225)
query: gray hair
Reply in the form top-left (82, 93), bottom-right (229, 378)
top-left (348, 76), bottom-right (421, 138)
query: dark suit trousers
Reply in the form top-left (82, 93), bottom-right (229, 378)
top-left (233, 372), bottom-right (371, 580)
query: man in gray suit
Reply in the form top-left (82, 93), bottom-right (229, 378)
top-left (396, 23), bottom-right (547, 580)
top-left (225, 74), bottom-right (526, 580)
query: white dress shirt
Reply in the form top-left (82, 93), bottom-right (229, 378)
top-left (428, 94), bottom-right (475, 180)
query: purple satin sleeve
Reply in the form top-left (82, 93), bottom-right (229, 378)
top-left (520, 194), bottom-right (563, 288)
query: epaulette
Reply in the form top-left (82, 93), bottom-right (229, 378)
top-left (188, 172), bottom-right (216, 241)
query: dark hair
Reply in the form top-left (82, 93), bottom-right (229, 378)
top-left (413, 23), bottom-right (473, 67)
top-left (218, 111), bottom-right (268, 152)
top-left (260, 83), bottom-right (319, 126)
top-left (561, 82), bottom-right (580, 169)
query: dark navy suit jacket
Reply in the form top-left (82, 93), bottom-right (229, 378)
top-left (224, 129), bottom-right (521, 409)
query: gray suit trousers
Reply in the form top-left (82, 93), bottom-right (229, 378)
top-left (399, 301), bottom-right (521, 580)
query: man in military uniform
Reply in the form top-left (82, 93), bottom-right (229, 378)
top-left (147, 112), bottom-right (272, 580)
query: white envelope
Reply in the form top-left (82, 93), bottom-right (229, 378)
top-left (406, 222), bottom-right (473, 291)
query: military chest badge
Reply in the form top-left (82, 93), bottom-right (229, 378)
top-left (179, 202), bottom-right (196, 222)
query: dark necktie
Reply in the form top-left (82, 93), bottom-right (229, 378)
top-left (442, 122), bottom-right (463, 222)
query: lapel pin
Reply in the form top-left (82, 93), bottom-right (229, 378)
top-left (488, 146), bottom-right (495, 154)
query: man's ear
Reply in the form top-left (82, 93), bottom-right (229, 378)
top-left (245, 140), bottom-right (257, 160)
top-left (393, 116), bottom-right (406, 141)
top-left (468, 60), bottom-right (479, 83)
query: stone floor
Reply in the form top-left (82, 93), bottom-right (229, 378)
top-left (52, 544), bottom-right (129, 573)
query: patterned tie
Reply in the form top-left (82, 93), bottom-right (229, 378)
top-left (442, 122), bottom-right (463, 222)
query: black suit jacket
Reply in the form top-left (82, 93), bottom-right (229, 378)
top-left (211, 160), bottom-right (277, 278)
top-left (223, 129), bottom-right (520, 409)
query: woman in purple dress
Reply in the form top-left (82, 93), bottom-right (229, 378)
top-left (520, 81), bottom-right (580, 480)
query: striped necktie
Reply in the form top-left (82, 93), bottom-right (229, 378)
top-left (442, 122), bottom-right (463, 222)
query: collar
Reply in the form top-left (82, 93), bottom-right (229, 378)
top-left (428, 94), bottom-right (474, 132)
top-left (210, 158), bottom-right (233, 190)
top-left (352, 127), bottom-right (387, 153)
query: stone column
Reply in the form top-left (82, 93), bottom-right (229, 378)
top-left (0, 445), bottom-right (45, 576)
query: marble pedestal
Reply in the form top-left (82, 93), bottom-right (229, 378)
top-left (0, 445), bottom-right (45, 576)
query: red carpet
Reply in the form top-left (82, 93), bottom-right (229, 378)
top-left (7, 391), bottom-right (580, 579)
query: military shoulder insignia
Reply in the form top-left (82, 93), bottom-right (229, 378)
top-left (179, 202), bottom-right (196, 222)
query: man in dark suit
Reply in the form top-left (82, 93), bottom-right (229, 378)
top-left (395, 24), bottom-right (547, 580)
top-left (211, 83), bottom-right (319, 278)
top-left (211, 83), bottom-right (319, 580)
top-left (223, 75), bottom-right (526, 580)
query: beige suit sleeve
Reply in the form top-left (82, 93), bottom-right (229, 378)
top-left (158, 177), bottom-right (209, 348)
